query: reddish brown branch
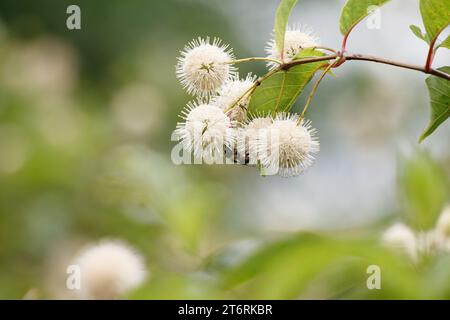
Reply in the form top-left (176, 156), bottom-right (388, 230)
top-left (284, 53), bottom-right (450, 81)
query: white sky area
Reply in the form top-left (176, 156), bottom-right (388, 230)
top-left (200, 0), bottom-right (450, 232)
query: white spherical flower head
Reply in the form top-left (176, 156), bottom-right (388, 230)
top-left (382, 223), bottom-right (417, 261)
top-left (238, 116), bottom-right (273, 164)
top-left (74, 240), bottom-right (147, 299)
top-left (175, 102), bottom-right (235, 159)
top-left (436, 205), bottom-right (450, 238)
top-left (258, 113), bottom-right (319, 177)
top-left (176, 37), bottom-right (235, 97)
top-left (211, 74), bottom-right (257, 125)
top-left (266, 25), bottom-right (320, 69)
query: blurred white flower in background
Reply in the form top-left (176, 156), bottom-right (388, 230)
top-left (1, 37), bottom-right (78, 97)
top-left (73, 240), bottom-right (147, 299)
top-left (436, 205), bottom-right (450, 238)
top-left (382, 205), bottom-right (450, 262)
top-left (111, 83), bottom-right (166, 138)
top-left (382, 223), bottom-right (418, 261)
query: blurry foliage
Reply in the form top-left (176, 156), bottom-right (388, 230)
top-left (399, 150), bottom-right (448, 230)
top-left (0, 0), bottom-right (449, 300)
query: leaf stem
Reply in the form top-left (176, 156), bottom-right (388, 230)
top-left (344, 53), bottom-right (450, 80)
top-left (298, 61), bottom-right (335, 123)
top-left (283, 54), bottom-right (339, 69)
top-left (225, 57), bottom-right (282, 65)
top-left (424, 37), bottom-right (438, 72)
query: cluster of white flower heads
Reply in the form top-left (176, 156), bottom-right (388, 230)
top-left (72, 239), bottom-right (147, 299)
top-left (175, 30), bottom-right (321, 177)
top-left (266, 24), bottom-right (320, 69)
top-left (382, 205), bottom-right (450, 262)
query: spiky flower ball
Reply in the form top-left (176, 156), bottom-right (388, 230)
top-left (73, 240), bottom-right (147, 299)
top-left (211, 74), bottom-right (256, 125)
top-left (175, 102), bottom-right (235, 159)
top-left (266, 25), bottom-right (320, 68)
top-left (238, 116), bottom-right (273, 164)
top-left (258, 113), bottom-right (319, 177)
top-left (176, 37), bottom-right (235, 97)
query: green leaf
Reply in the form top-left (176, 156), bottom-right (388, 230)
top-left (221, 233), bottom-right (420, 299)
top-left (248, 49), bottom-right (328, 115)
top-left (411, 2), bottom-right (450, 52)
top-left (399, 151), bottom-right (448, 230)
top-left (419, 0), bottom-right (450, 43)
top-left (273, 0), bottom-right (298, 56)
top-left (410, 24), bottom-right (431, 44)
top-left (437, 34), bottom-right (450, 49)
top-left (340, 0), bottom-right (391, 36)
top-left (419, 66), bottom-right (450, 142)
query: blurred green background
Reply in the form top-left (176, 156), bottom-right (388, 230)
top-left (0, 0), bottom-right (449, 299)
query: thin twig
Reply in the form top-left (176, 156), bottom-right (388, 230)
top-left (284, 53), bottom-right (450, 81)
top-left (424, 37), bottom-right (438, 72)
top-left (222, 50), bottom-right (449, 118)
top-left (298, 61), bottom-right (336, 123)
top-left (225, 57), bottom-right (282, 66)
top-left (223, 67), bottom-right (281, 113)
top-left (282, 55), bottom-right (338, 69)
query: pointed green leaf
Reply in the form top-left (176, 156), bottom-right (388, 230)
top-left (274, 0), bottom-right (298, 56)
top-left (248, 50), bottom-right (328, 115)
top-left (222, 234), bottom-right (419, 299)
top-left (437, 34), bottom-right (450, 49)
top-left (410, 24), bottom-right (431, 44)
top-left (419, 0), bottom-right (450, 44)
top-left (340, 0), bottom-right (391, 36)
top-left (399, 151), bottom-right (448, 230)
top-left (419, 66), bottom-right (450, 142)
